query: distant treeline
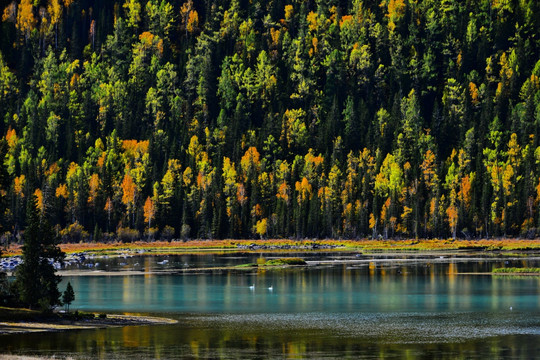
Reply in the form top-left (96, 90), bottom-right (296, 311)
top-left (0, 0), bottom-right (540, 241)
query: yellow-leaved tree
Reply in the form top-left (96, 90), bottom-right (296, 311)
top-left (143, 196), bottom-right (156, 233)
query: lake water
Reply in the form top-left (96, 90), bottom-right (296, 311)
top-left (2, 252), bottom-right (540, 358)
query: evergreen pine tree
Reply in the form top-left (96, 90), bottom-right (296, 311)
top-left (14, 195), bottom-right (65, 310)
top-left (62, 282), bottom-right (75, 312)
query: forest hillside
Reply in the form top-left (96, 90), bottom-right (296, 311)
top-left (0, 0), bottom-right (539, 241)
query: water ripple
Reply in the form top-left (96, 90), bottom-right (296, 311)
top-left (185, 311), bottom-right (540, 343)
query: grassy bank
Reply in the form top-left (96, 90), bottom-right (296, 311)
top-left (3, 238), bottom-right (540, 257)
top-left (492, 267), bottom-right (540, 274)
top-left (0, 307), bottom-right (43, 322)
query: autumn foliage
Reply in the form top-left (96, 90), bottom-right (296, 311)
top-left (0, 0), bottom-right (539, 242)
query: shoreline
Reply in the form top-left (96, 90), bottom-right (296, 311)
top-left (0, 312), bottom-right (177, 336)
top-left (3, 238), bottom-right (540, 257)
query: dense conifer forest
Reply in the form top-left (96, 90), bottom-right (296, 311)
top-left (0, 0), bottom-right (539, 241)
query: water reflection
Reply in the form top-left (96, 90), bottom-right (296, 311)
top-left (58, 259), bottom-right (540, 315)
top-left (3, 254), bottom-right (540, 358)
top-left (2, 315), bottom-right (540, 359)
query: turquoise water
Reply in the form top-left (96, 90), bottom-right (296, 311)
top-left (66, 267), bottom-right (540, 314)
top-left (2, 255), bottom-right (540, 358)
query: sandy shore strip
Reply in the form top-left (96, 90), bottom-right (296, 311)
top-left (0, 314), bottom-right (177, 335)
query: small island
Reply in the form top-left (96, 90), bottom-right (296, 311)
top-left (236, 257), bottom-right (308, 268)
top-left (492, 267), bottom-right (540, 275)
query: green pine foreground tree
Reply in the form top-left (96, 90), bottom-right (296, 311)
top-left (62, 282), bottom-right (75, 313)
top-left (14, 195), bottom-right (65, 310)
